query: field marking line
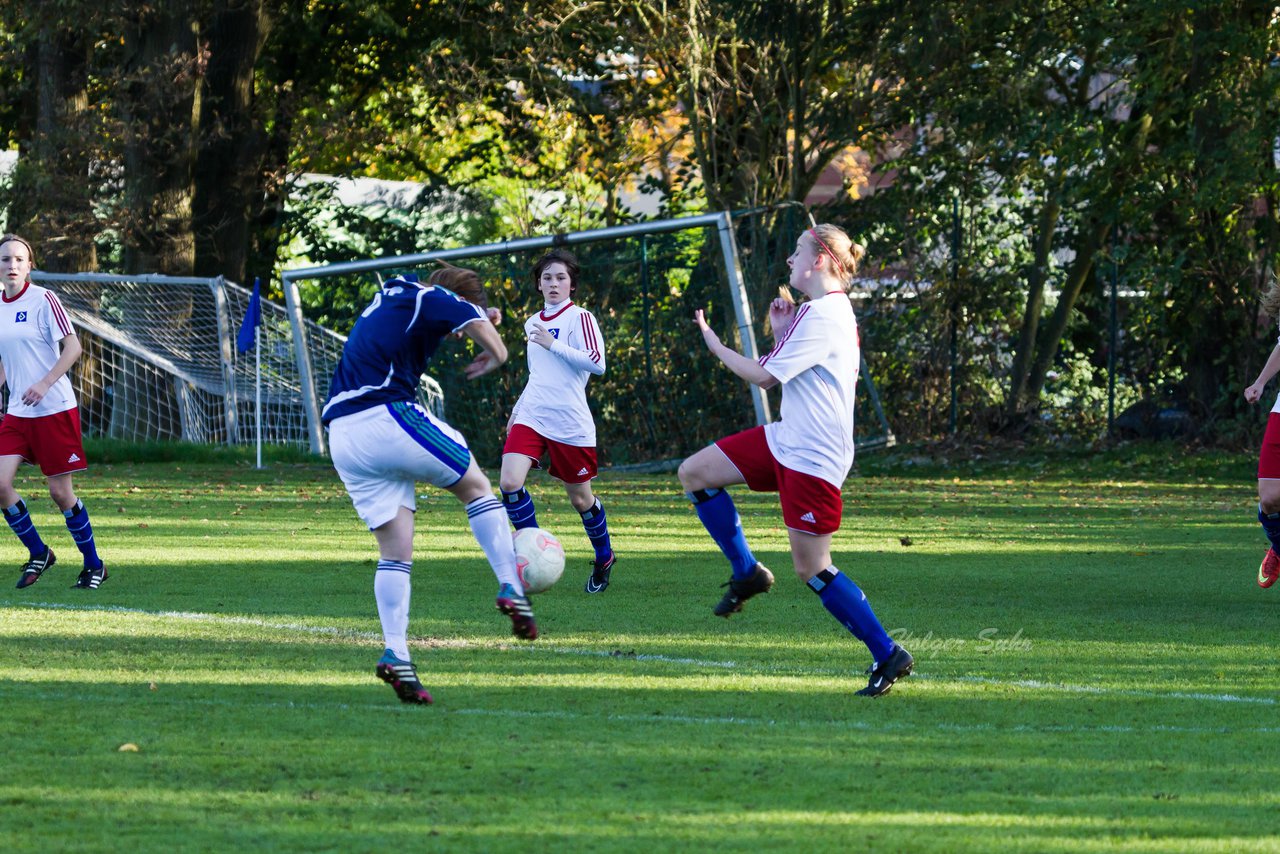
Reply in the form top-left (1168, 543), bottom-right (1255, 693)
top-left (3, 686), bottom-right (1279, 738)
top-left (3, 600), bottom-right (1276, 707)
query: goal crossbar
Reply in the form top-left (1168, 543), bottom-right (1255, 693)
top-left (282, 209), bottom-right (766, 455)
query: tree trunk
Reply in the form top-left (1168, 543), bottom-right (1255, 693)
top-left (120, 0), bottom-right (201, 275)
top-left (193, 0), bottom-right (268, 283)
top-left (1025, 216), bottom-right (1112, 399)
top-left (1004, 197), bottom-right (1060, 417)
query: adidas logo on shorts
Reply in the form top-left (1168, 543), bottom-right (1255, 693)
top-left (68, 453), bottom-right (81, 463)
top-left (800, 511), bottom-right (816, 523)
top-left (577, 467), bottom-right (589, 476)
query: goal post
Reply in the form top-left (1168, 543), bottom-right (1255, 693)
top-left (29, 270), bottom-right (338, 448)
top-left (282, 209), bottom-right (772, 456)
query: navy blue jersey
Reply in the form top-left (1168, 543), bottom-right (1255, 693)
top-left (322, 279), bottom-right (485, 424)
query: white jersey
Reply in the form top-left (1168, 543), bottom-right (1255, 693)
top-left (758, 292), bottom-right (860, 487)
top-left (0, 282), bottom-right (78, 418)
top-left (510, 301), bottom-right (605, 447)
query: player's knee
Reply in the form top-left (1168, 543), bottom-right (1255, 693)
top-left (677, 459), bottom-right (700, 491)
top-left (1261, 482), bottom-right (1280, 514)
top-left (498, 475), bottom-right (523, 494)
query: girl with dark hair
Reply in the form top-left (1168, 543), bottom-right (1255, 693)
top-left (499, 249), bottom-right (617, 593)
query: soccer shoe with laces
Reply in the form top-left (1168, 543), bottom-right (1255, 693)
top-left (713, 563), bottom-right (774, 617)
top-left (15, 547), bottom-right (55, 589)
top-left (585, 553), bottom-right (615, 593)
top-left (73, 564), bottom-right (108, 590)
top-left (375, 649), bottom-right (433, 704)
top-left (1259, 548), bottom-right (1280, 589)
top-left (856, 645), bottom-right (915, 698)
top-left (496, 583), bottom-right (539, 640)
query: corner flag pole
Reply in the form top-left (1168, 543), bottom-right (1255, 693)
top-left (255, 318), bottom-right (262, 470)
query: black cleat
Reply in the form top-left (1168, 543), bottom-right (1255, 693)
top-left (856, 645), bottom-right (914, 698)
top-left (375, 650), bottom-right (433, 704)
top-left (15, 547), bottom-right (55, 589)
top-left (713, 563), bottom-right (774, 617)
top-left (496, 583), bottom-right (539, 640)
top-left (72, 564), bottom-right (108, 590)
top-left (585, 553), bottom-right (615, 593)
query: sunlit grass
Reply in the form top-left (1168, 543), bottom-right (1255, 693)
top-left (1, 446), bottom-right (1278, 851)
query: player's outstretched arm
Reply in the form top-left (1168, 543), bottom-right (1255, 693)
top-left (694, 309), bottom-right (777, 390)
top-left (1246, 340), bottom-right (1280, 404)
top-left (462, 318), bottom-right (508, 380)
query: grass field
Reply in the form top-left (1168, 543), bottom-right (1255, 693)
top-left (2, 444), bottom-right (1278, 852)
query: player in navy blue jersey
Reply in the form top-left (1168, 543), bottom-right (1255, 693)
top-left (323, 264), bottom-right (534, 705)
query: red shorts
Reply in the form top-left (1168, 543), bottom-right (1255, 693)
top-left (504, 423), bottom-right (598, 484)
top-left (715, 425), bottom-right (843, 535)
top-left (1259, 412), bottom-right (1280, 478)
top-left (0, 409), bottom-right (88, 477)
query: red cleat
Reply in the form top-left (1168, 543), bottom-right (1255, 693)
top-left (1259, 549), bottom-right (1280, 589)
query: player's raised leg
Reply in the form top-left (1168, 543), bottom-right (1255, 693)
top-left (678, 442), bottom-right (771, 617)
top-left (451, 459), bottom-right (537, 640)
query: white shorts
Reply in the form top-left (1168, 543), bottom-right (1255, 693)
top-left (328, 402), bottom-right (472, 530)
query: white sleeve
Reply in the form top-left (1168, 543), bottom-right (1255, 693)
top-left (41, 291), bottom-right (75, 343)
top-left (759, 303), bottom-right (823, 384)
top-left (550, 311), bottom-right (605, 376)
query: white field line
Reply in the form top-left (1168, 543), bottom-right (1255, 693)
top-left (6, 688), bottom-right (1280, 738)
top-left (4, 600), bottom-right (1277, 708)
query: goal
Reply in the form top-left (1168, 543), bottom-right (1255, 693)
top-left (281, 208), bottom-right (895, 467)
top-left (28, 271), bottom-right (350, 446)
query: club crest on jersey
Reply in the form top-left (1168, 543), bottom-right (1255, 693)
top-left (14, 311), bottom-right (26, 322)
top-left (549, 329), bottom-right (560, 339)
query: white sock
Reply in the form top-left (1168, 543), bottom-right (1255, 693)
top-left (374, 560), bottom-right (412, 660)
top-left (466, 496), bottom-right (523, 593)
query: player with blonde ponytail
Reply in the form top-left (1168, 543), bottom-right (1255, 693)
top-left (678, 224), bottom-right (913, 698)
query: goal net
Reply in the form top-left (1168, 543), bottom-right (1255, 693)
top-left (283, 208), bottom-right (895, 468)
top-left (28, 271), bottom-right (355, 446)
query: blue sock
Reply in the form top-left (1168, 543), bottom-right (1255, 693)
top-left (63, 500), bottom-right (103, 570)
top-left (501, 488), bottom-right (539, 529)
top-left (688, 488), bottom-right (758, 579)
top-left (4, 499), bottom-right (46, 559)
top-left (580, 499), bottom-right (613, 563)
top-left (808, 567), bottom-right (895, 662)
top-left (1260, 506), bottom-right (1280, 552)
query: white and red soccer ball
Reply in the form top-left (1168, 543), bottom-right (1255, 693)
top-left (513, 527), bottom-right (565, 594)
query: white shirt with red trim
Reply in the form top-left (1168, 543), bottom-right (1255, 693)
top-left (758, 292), bottom-right (860, 487)
top-left (0, 282), bottom-right (78, 418)
top-left (510, 300), bottom-right (606, 447)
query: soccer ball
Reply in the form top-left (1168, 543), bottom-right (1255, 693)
top-left (513, 527), bottom-right (565, 594)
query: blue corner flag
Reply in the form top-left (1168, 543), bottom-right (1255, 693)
top-left (237, 278), bottom-right (261, 353)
